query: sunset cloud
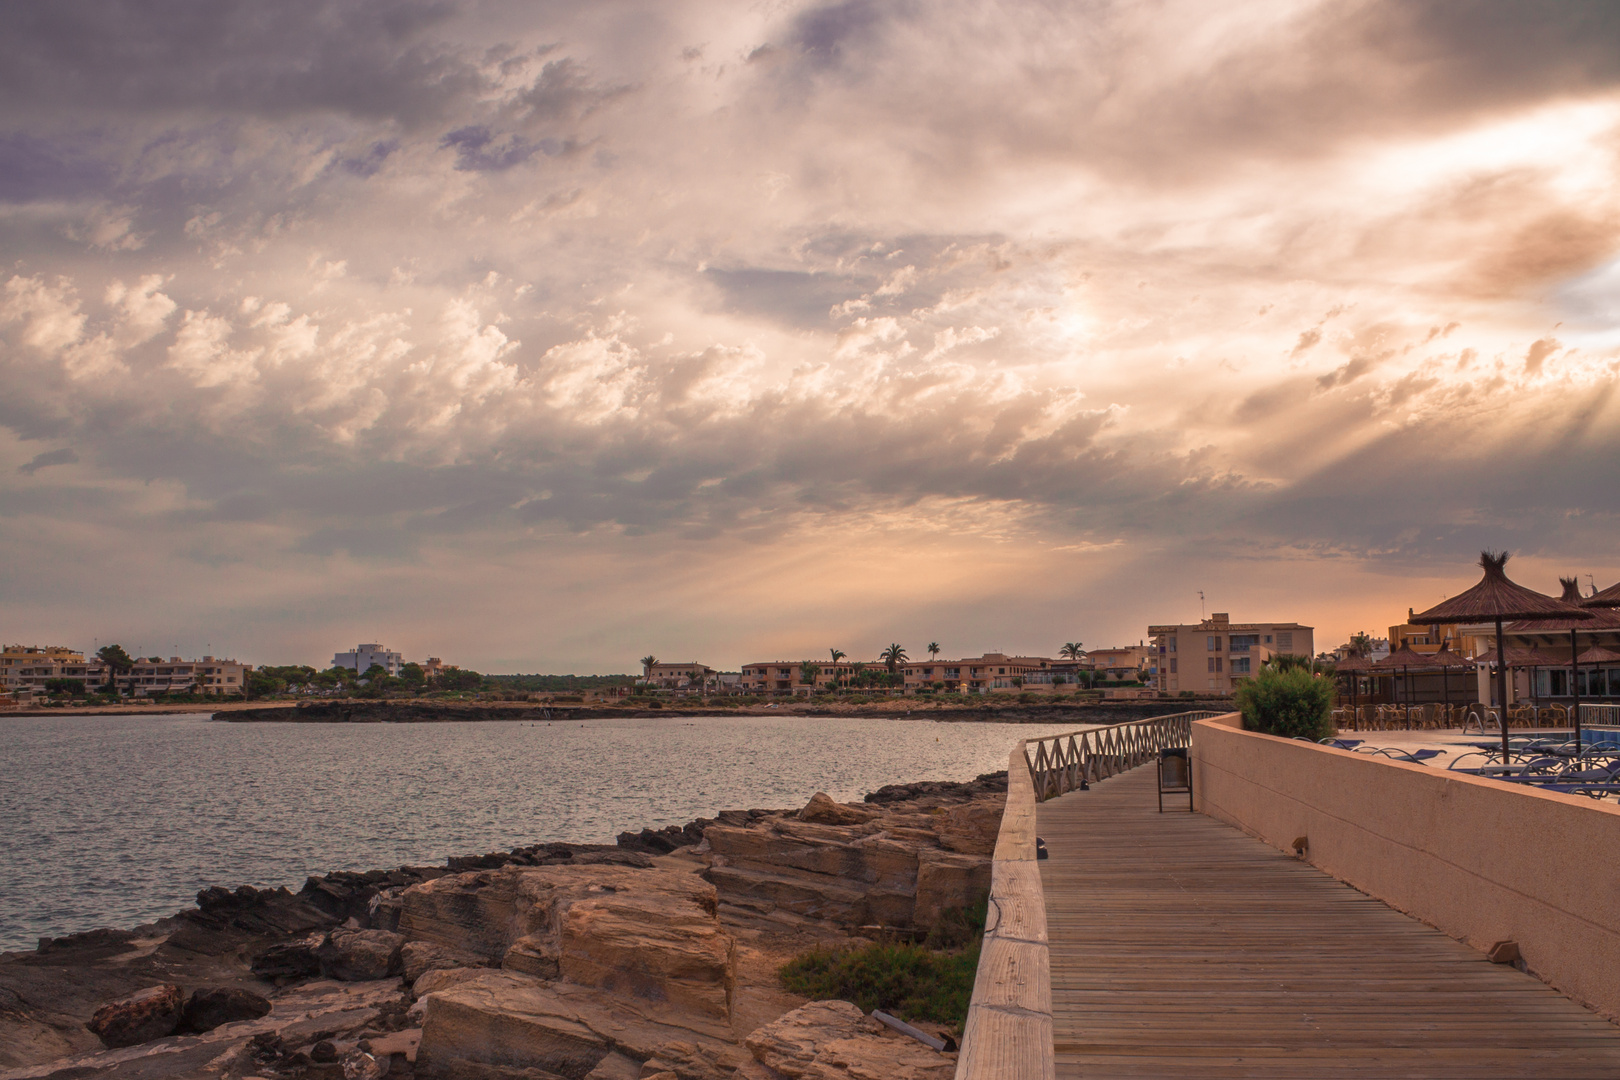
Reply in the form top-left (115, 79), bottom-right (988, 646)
top-left (2, 0), bottom-right (1619, 669)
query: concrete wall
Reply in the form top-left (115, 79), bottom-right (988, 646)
top-left (1192, 713), bottom-right (1620, 1021)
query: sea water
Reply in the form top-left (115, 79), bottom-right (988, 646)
top-left (0, 710), bottom-right (1087, 951)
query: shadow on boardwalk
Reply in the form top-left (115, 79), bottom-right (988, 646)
top-left (1039, 764), bottom-right (1620, 1079)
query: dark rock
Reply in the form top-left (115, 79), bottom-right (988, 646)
top-left (167, 884), bottom-right (335, 957)
top-left (615, 819), bottom-right (711, 854)
top-left (180, 986), bottom-right (272, 1033)
top-left (863, 771), bottom-right (1008, 804)
top-left (311, 1039), bottom-right (340, 1063)
top-left (87, 984), bottom-right (184, 1048)
top-left (35, 927), bottom-right (138, 955)
top-left (571, 850), bottom-right (654, 868)
top-left (252, 936), bottom-right (323, 979)
top-left (317, 929), bottom-right (404, 981)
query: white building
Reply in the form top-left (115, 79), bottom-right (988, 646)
top-left (334, 643), bottom-right (404, 677)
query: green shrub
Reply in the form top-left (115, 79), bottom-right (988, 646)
top-left (779, 942), bottom-right (978, 1033)
top-left (1235, 664), bottom-right (1333, 739)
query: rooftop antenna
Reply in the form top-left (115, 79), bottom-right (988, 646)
top-left (1198, 590), bottom-right (1205, 620)
top-left (1589, 574), bottom-right (1599, 597)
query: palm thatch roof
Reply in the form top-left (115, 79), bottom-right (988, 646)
top-left (1427, 646), bottom-right (1478, 669)
top-left (1410, 551), bottom-right (1592, 624)
top-left (1473, 646), bottom-right (1567, 668)
top-left (1578, 645), bottom-right (1620, 665)
top-left (1508, 606), bottom-right (1620, 633)
top-left (1373, 644), bottom-right (1445, 670)
top-left (1583, 579), bottom-right (1620, 609)
top-left (1333, 653), bottom-right (1375, 672)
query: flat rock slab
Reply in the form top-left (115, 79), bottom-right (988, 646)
top-left (417, 971), bottom-right (740, 1080)
top-left (740, 1000), bottom-right (955, 1080)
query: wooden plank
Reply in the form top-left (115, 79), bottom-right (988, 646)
top-left (957, 741), bottom-right (1052, 1080)
top-left (1039, 762), bottom-right (1620, 1079)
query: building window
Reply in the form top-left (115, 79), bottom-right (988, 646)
top-left (1231, 657), bottom-right (1251, 674)
top-left (1276, 632), bottom-right (1293, 650)
top-left (1264, 635), bottom-right (1272, 644)
top-left (1207, 636), bottom-right (1222, 651)
top-left (1169, 658), bottom-right (1177, 674)
top-left (1208, 657), bottom-right (1223, 673)
top-left (1230, 635), bottom-right (1258, 653)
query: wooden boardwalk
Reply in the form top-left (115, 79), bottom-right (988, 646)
top-left (1039, 764), bottom-right (1620, 1078)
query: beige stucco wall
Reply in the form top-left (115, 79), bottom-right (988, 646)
top-left (1192, 713), bottom-right (1620, 1021)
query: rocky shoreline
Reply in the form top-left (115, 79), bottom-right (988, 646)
top-left (217, 699), bottom-right (1208, 724)
top-left (0, 773), bottom-right (1006, 1080)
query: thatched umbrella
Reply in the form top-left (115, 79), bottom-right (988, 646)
top-left (1582, 579), bottom-right (1620, 610)
top-left (1374, 644), bottom-right (1441, 708)
top-left (1506, 577), bottom-right (1599, 749)
top-left (1411, 551), bottom-right (1591, 762)
top-left (1335, 652), bottom-right (1374, 712)
top-left (1427, 646), bottom-right (1476, 708)
top-left (1577, 644), bottom-right (1620, 665)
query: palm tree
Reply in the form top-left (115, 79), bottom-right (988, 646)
top-left (827, 648), bottom-right (847, 691)
top-left (639, 654), bottom-right (657, 688)
top-left (799, 661), bottom-right (822, 690)
top-left (881, 643), bottom-right (908, 676)
top-left (1346, 632), bottom-right (1373, 659)
top-left (1060, 642), bottom-right (1084, 662)
top-left (927, 641), bottom-right (940, 665)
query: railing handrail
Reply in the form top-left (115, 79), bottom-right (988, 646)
top-left (1023, 710), bottom-right (1225, 802)
top-left (955, 740), bottom-right (1054, 1080)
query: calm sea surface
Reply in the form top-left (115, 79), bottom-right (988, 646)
top-left (0, 711), bottom-right (1086, 952)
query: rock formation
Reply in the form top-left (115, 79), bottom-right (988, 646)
top-left (0, 775), bottom-right (1003, 1080)
top-left (702, 791), bottom-right (999, 935)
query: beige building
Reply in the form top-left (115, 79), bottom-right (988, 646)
top-left (0, 645), bottom-right (250, 697)
top-left (1148, 614), bottom-right (1315, 695)
top-left (642, 662), bottom-right (717, 691)
top-left (1, 645), bottom-right (93, 695)
top-left (1086, 643), bottom-right (1154, 681)
top-left (739, 652), bottom-right (1067, 695)
top-left (124, 656), bottom-right (250, 696)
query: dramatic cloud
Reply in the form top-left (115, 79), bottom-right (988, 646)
top-left (2, 0), bottom-right (1619, 670)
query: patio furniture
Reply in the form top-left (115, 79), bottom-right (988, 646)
top-left (1158, 747), bottom-right (1192, 813)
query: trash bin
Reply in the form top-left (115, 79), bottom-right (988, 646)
top-left (1159, 747), bottom-right (1191, 812)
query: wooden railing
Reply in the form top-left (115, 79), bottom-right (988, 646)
top-left (955, 739), bottom-right (1053, 1080)
top-left (1025, 711), bottom-right (1224, 802)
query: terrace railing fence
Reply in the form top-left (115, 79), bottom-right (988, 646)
top-left (1025, 711), bottom-right (1224, 803)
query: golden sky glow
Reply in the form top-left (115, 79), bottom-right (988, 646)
top-left (2, 1), bottom-right (1619, 669)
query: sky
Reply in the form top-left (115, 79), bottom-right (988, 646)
top-left (3, 0), bottom-right (1620, 673)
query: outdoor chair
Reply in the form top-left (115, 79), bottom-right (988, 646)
top-left (1353, 746), bottom-right (1441, 764)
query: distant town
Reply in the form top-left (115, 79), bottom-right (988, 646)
top-left (7, 591), bottom-right (1618, 709)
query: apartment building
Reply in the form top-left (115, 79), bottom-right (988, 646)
top-left (0, 645), bottom-right (91, 694)
top-left (1, 645), bottom-right (250, 697)
top-left (642, 662), bottom-right (717, 690)
top-left (334, 644), bottom-right (403, 676)
top-left (125, 656), bottom-right (250, 696)
top-left (737, 661), bottom-right (842, 695)
top-left (1148, 614), bottom-right (1315, 695)
top-left (1086, 643), bottom-right (1154, 681)
top-left (738, 653), bottom-right (1066, 695)
top-left (899, 653), bottom-right (1059, 692)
